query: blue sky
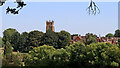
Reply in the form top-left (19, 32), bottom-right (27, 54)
top-left (7, 0), bottom-right (119, 2)
top-left (1, 2), bottom-right (118, 37)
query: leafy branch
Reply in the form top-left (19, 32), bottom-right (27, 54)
top-left (0, 0), bottom-right (100, 15)
top-left (0, 0), bottom-right (26, 15)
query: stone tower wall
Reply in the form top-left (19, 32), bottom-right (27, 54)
top-left (46, 20), bottom-right (54, 32)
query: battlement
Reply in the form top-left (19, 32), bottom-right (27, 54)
top-left (46, 20), bottom-right (55, 32)
top-left (46, 20), bottom-right (54, 26)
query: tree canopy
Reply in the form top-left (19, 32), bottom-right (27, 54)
top-left (105, 33), bottom-right (114, 39)
top-left (2, 28), bottom-right (71, 52)
top-left (57, 30), bottom-right (71, 48)
top-left (83, 33), bottom-right (97, 45)
top-left (41, 30), bottom-right (59, 48)
top-left (23, 42), bottom-right (120, 68)
top-left (2, 28), bottom-right (120, 67)
top-left (114, 29), bottom-right (120, 37)
top-left (3, 28), bottom-right (20, 51)
top-left (24, 45), bottom-right (56, 67)
top-left (18, 32), bottom-right (29, 52)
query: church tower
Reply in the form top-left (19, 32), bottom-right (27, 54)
top-left (46, 20), bottom-right (55, 32)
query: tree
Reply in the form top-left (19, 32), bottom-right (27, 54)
top-left (4, 41), bottom-right (13, 57)
top-left (114, 29), bottom-right (120, 48)
top-left (114, 29), bottom-right (120, 37)
top-left (66, 42), bottom-right (90, 67)
top-left (118, 39), bottom-right (120, 48)
top-left (24, 45), bottom-right (70, 67)
top-left (52, 48), bottom-right (69, 67)
top-left (18, 32), bottom-right (29, 52)
top-left (87, 43), bottom-right (120, 68)
top-left (57, 30), bottom-right (71, 49)
top-left (2, 51), bottom-right (23, 67)
top-left (11, 32), bottom-right (20, 51)
top-left (41, 30), bottom-right (71, 49)
top-left (27, 30), bottom-right (44, 51)
top-left (24, 45), bottom-right (55, 67)
top-left (105, 33), bottom-right (114, 39)
top-left (83, 33), bottom-right (97, 45)
top-left (41, 30), bottom-right (58, 48)
top-left (3, 28), bottom-right (20, 51)
top-left (3, 41), bottom-right (13, 67)
top-left (66, 42), bottom-right (120, 68)
top-left (3, 28), bottom-right (17, 43)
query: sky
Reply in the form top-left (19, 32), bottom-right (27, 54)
top-left (1, 2), bottom-right (118, 37)
top-left (6, 0), bottom-right (120, 2)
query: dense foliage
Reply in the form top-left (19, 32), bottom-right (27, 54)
top-left (105, 33), bottom-right (114, 39)
top-left (24, 45), bottom-right (55, 67)
top-left (2, 28), bottom-right (20, 51)
top-left (2, 28), bottom-right (71, 52)
top-left (41, 30), bottom-right (59, 48)
top-left (57, 30), bottom-right (71, 48)
top-left (4, 41), bottom-right (13, 56)
top-left (114, 29), bottom-right (120, 47)
top-left (18, 32), bottom-right (29, 52)
top-left (2, 28), bottom-right (120, 68)
top-left (24, 45), bottom-right (69, 67)
top-left (114, 29), bottom-right (120, 37)
top-left (23, 42), bottom-right (120, 68)
top-left (83, 33), bottom-right (97, 45)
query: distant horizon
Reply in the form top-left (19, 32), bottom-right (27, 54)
top-left (1, 27), bottom-right (118, 37)
top-left (2, 2), bottom-right (118, 37)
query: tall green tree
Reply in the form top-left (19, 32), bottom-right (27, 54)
top-left (83, 33), bottom-right (97, 45)
top-left (52, 48), bottom-right (69, 67)
top-left (26, 30), bottom-right (44, 52)
top-left (114, 29), bottom-right (120, 47)
top-left (57, 30), bottom-right (71, 49)
top-left (4, 41), bottom-right (13, 56)
top-left (18, 32), bottom-right (29, 52)
top-left (3, 28), bottom-right (17, 43)
top-left (118, 39), bottom-right (120, 48)
top-left (41, 30), bottom-right (71, 49)
top-left (105, 33), bottom-right (114, 39)
top-left (87, 43), bottom-right (120, 68)
top-left (24, 45), bottom-right (55, 67)
top-left (41, 30), bottom-right (58, 48)
top-left (28, 30), bottom-right (44, 47)
top-left (114, 29), bottom-right (120, 37)
top-left (66, 42), bottom-right (89, 67)
top-left (11, 32), bottom-right (20, 51)
top-left (3, 28), bottom-right (20, 51)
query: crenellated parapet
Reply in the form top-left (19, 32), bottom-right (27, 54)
top-left (46, 20), bottom-right (55, 32)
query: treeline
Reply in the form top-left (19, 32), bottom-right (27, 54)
top-left (2, 28), bottom-right (120, 68)
top-left (2, 28), bottom-right (120, 53)
top-left (2, 28), bottom-right (71, 52)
